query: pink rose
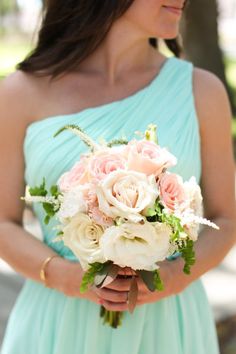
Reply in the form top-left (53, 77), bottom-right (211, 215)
top-left (126, 139), bottom-right (177, 176)
top-left (58, 158), bottom-right (89, 192)
top-left (82, 184), bottom-right (114, 227)
top-left (88, 150), bottom-right (127, 181)
top-left (159, 172), bottom-right (186, 211)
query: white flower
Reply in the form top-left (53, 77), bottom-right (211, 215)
top-left (23, 186), bottom-right (58, 205)
top-left (182, 212), bottom-right (219, 241)
top-left (96, 170), bottom-right (159, 223)
top-left (62, 213), bottom-right (105, 270)
top-left (171, 177), bottom-right (203, 241)
top-left (100, 221), bottom-right (172, 270)
top-left (183, 176), bottom-right (203, 216)
top-left (57, 186), bottom-right (88, 223)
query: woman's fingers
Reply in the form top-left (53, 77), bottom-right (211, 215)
top-left (102, 300), bottom-right (129, 312)
top-left (102, 274), bottom-right (147, 292)
top-left (104, 277), bottom-right (133, 291)
top-left (94, 287), bottom-right (128, 303)
top-left (118, 267), bottom-right (134, 276)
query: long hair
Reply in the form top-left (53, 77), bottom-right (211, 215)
top-left (17, 0), bottom-right (182, 78)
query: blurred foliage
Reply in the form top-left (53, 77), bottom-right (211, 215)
top-left (0, 0), bottom-right (19, 35)
top-left (181, 0), bottom-right (236, 115)
top-left (0, 38), bottom-right (31, 78)
top-left (0, 0), bottom-right (18, 16)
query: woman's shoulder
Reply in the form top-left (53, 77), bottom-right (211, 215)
top-left (0, 70), bottom-right (48, 129)
top-left (192, 67), bottom-right (231, 130)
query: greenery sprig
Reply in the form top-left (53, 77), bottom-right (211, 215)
top-left (28, 178), bottom-right (61, 225)
top-left (146, 199), bottom-right (196, 275)
top-left (178, 239), bottom-right (195, 274)
top-left (53, 124), bottom-right (100, 152)
top-left (107, 138), bottom-right (128, 147)
top-left (80, 262), bottom-right (111, 293)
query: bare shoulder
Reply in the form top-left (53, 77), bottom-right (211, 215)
top-left (0, 70), bottom-right (46, 131)
top-left (192, 68), bottom-right (232, 133)
top-left (192, 68), bottom-right (235, 220)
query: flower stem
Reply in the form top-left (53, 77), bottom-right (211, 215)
top-left (100, 306), bottom-right (123, 328)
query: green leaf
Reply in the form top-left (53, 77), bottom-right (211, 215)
top-left (153, 270), bottom-right (164, 291)
top-left (43, 202), bottom-right (56, 217)
top-left (29, 178), bottom-right (47, 197)
top-left (178, 238), bottom-right (195, 275)
top-left (137, 270), bottom-right (156, 292)
top-left (80, 262), bottom-right (110, 293)
top-left (101, 264), bottom-right (120, 288)
top-left (146, 208), bottom-right (157, 217)
top-left (50, 185), bottom-right (60, 197)
top-left (42, 202), bottom-right (58, 225)
top-left (44, 215), bottom-right (51, 225)
top-left (93, 262), bottom-right (113, 288)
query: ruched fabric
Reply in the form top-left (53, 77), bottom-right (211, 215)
top-left (1, 57), bottom-right (219, 354)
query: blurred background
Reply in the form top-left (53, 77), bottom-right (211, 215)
top-left (0, 1), bottom-right (235, 353)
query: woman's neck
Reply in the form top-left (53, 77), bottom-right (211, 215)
top-left (77, 18), bottom-right (165, 85)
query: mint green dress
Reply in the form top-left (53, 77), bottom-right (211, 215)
top-left (1, 57), bottom-right (219, 354)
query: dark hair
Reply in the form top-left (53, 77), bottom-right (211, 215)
top-left (17, 0), bottom-right (182, 78)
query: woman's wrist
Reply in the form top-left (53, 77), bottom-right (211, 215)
top-left (161, 257), bottom-right (189, 295)
top-left (39, 255), bottom-right (61, 284)
top-left (44, 255), bottom-right (71, 290)
top-left (45, 256), bottom-right (85, 297)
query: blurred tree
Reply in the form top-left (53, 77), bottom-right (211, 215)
top-left (0, 0), bottom-right (18, 16)
top-left (0, 0), bottom-right (19, 33)
top-left (181, 0), bottom-right (236, 114)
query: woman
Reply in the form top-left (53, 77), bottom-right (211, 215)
top-left (0, 1), bottom-right (235, 353)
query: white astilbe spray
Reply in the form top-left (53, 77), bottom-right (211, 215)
top-left (186, 214), bottom-right (219, 230)
top-left (57, 186), bottom-right (88, 222)
top-left (22, 186), bottom-right (59, 209)
top-left (54, 125), bottom-right (101, 152)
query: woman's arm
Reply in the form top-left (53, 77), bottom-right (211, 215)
top-left (179, 68), bottom-right (236, 279)
top-left (0, 72), bottom-right (69, 284)
top-left (100, 68), bottom-right (236, 310)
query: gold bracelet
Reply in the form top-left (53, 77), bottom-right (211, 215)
top-left (39, 255), bottom-right (60, 285)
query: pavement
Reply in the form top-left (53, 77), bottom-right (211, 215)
top-left (0, 209), bottom-right (236, 349)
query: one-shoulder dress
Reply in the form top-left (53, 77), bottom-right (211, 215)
top-left (1, 57), bottom-right (220, 354)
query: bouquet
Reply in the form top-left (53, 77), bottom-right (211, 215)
top-left (23, 124), bottom-right (219, 328)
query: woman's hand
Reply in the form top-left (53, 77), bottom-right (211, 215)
top-left (94, 259), bottom-right (188, 311)
top-left (45, 257), bottom-right (99, 304)
top-left (46, 256), bottom-right (189, 311)
top-left (45, 257), bottom-right (132, 307)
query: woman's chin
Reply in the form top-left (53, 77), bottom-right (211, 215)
top-left (154, 28), bottom-right (180, 40)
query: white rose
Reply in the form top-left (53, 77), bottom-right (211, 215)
top-left (100, 222), bottom-right (171, 270)
top-left (57, 186), bottom-right (88, 223)
top-left (96, 170), bottom-right (159, 223)
top-left (179, 177), bottom-right (203, 241)
top-left (183, 176), bottom-right (203, 216)
top-left (62, 213), bottom-right (105, 270)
